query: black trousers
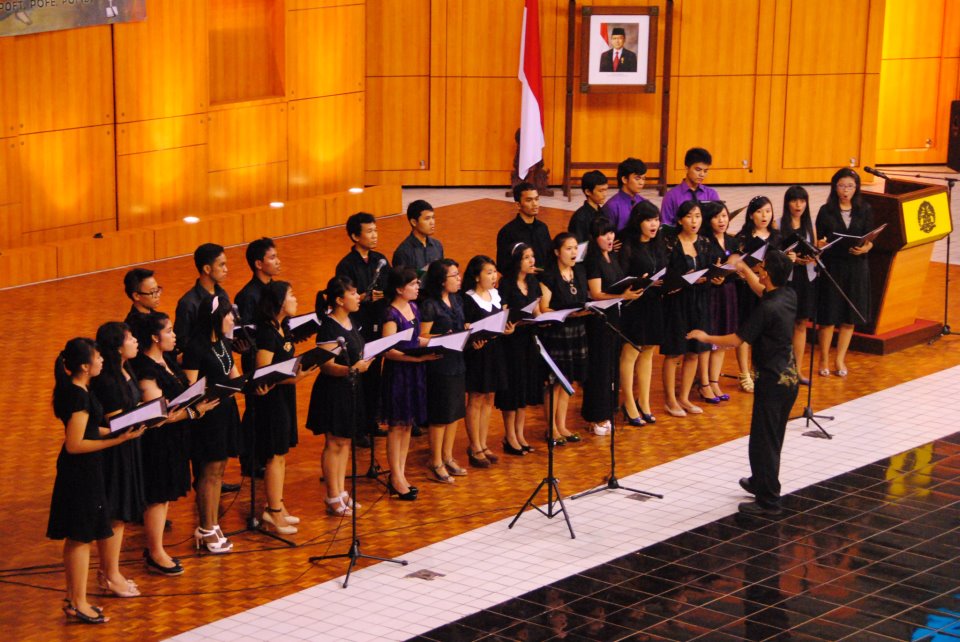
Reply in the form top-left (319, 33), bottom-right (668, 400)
top-left (747, 376), bottom-right (799, 507)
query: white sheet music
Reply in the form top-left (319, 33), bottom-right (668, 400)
top-left (530, 308), bottom-right (578, 324)
top-left (682, 268), bottom-right (710, 284)
top-left (362, 327), bottom-right (414, 360)
top-left (251, 357), bottom-right (300, 380)
top-left (521, 298), bottom-right (540, 314)
top-left (575, 242), bottom-right (588, 263)
top-left (288, 312), bottom-right (320, 331)
top-left (427, 330), bottom-right (470, 352)
top-left (109, 398), bottom-right (167, 433)
top-left (586, 298), bottom-right (623, 311)
top-left (469, 310), bottom-right (508, 335)
top-left (169, 376), bottom-right (205, 408)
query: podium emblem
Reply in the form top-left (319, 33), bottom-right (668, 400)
top-left (918, 201), bottom-right (936, 234)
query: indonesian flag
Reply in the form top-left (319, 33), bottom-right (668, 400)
top-left (518, 0), bottom-right (545, 181)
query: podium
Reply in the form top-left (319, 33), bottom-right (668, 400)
top-left (856, 178), bottom-right (953, 352)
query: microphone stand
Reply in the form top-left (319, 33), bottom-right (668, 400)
top-left (309, 369), bottom-right (407, 587)
top-left (873, 169), bottom-right (957, 343)
top-left (509, 332), bottom-right (575, 539)
top-left (790, 237), bottom-right (866, 439)
top-left (571, 303), bottom-right (663, 501)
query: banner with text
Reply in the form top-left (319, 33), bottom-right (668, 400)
top-left (1, 1), bottom-right (145, 37)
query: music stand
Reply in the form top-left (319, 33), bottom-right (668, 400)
top-left (571, 303), bottom-right (663, 501)
top-left (508, 336), bottom-right (575, 539)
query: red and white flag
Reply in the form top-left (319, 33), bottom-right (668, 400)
top-left (518, 0), bottom-right (545, 180)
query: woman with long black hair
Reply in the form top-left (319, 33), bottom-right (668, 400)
top-left (48, 338), bottom-right (145, 624)
top-left (780, 185), bottom-right (820, 379)
top-left (699, 201), bottom-right (739, 402)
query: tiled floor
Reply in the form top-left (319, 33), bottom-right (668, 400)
top-left (172, 366), bottom-right (960, 641)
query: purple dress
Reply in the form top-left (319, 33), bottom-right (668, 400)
top-left (380, 304), bottom-right (427, 427)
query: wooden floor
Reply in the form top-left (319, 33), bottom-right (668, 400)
top-left (2, 199), bottom-right (959, 641)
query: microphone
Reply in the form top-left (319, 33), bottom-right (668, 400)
top-left (864, 166), bottom-right (890, 180)
top-left (336, 336), bottom-right (347, 350)
top-left (369, 258), bottom-right (387, 294)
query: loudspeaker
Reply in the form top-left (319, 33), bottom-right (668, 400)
top-left (949, 100), bottom-right (960, 172)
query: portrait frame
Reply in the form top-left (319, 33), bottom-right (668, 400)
top-left (579, 6), bottom-right (658, 94)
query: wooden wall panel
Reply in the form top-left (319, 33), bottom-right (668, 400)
top-left (208, 162), bottom-right (289, 213)
top-left (876, 58), bottom-right (942, 151)
top-left (8, 26), bottom-right (114, 134)
top-left (56, 229), bottom-right (156, 278)
top-left (944, 0), bottom-right (960, 57)
top-left (209, 0), bottom-right (286, 104)
top-left (152, 214), bottom-right (248, 260)
top-left (242, 202), bottom-right (327, 240)
top-left (208, 104), bottom-right (288, 172)
top-left (0, 243), bottom-right (58, 289)
top-left (880, 0), bottom-right (945, 60)
top-left (367, 0), bottom-right (431, 76)
top-left (786, 0), bottom-right (871, 75)
top-left (781, 75), bottom-right (866, 169)
top-left (288, 0), bottom-right (361, 8)
top-left (365, 78), bottom-right (431, 171)
top-left (288, 94), bottom-right (365, 199)
top-left (676, 0), bottom-right (762, 76)
top-left (0, 39), bottom-right (17, 137)
top-left (0, 138), bottom-right (20, 208)
top-left (287, 4), bottom-right (365, 100)
top-left (21, 220), bottom-right (116, 247)
top-left (19, 127), bottom-right (116, 234)
top-left (0, 204), bottom-right (23, 251)
top-left (116, 115), bottom-right (209, 156)
top-left (118, 146), bottom-right (209, 229)
top-left (570, 89), bottom-right (661, 169)
top-left (113, 0), bottom-right (210, 122)
top-left (449, 0), bottom-right (523, 77)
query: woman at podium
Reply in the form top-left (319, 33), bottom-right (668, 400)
top-left (815, 168), bottom-right (874, 377)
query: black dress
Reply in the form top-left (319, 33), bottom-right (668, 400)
top-left (816, 203), bottom-right (874, 326)
top-left (463, 290), bottom-right (509, 393)
top-left (778, 223), bottom-right (817, 321)
top-left (618, 240), bottom-right (666, 346)
top-left (306, 315), bottom-right (366, 440)
top-left (247, 324), bottom-right (299, 463)
top-left (706, 233), bottom-right (740, 335)
top-left (47, 385), bottom-right (113, 543)
top-left (182, 337), bottom-right (242, 464)
top-left (736, 230), bottom-right (782, 327)
top-left (420, 295), bottom-right (468, 424)
top-left (582, 250), bottom-right (623, 423)
top-left (539, 265), bottom-right (589, 383)
top-left (91, 371), bottom-right (147, 523)
top-left (130, 353), bottom-right (192, 504)
top-left (661, 238), bottom-right (712, 356)
top-left (495, 274), bottom-right (545, 410)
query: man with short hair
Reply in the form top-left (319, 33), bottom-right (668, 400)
top-left (599, 27), bottom-right (638, 72)
top-left (568, 170), bottom-right (609, 243)
top-left (173, 243), bottom-right (231, 356)
top-left (602, 157), bottom-right (647, 232)
top-left (496, 181), bottom-right (553, 272)
top-left (687, 250), bottom-right (799, 516)
top-left (660, 147), bottom-right (720, 230)
top-left (392, 200), bottom-right (444, 271)
top-left (235, 237), bottom-right (280, 327)
top-left (123, 267), bottom-right (162, 328)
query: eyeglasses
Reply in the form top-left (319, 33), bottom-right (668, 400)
top-left (137, 287), bottom-right (163, 297)
top-left (446, 272), bottom-right (461, 279)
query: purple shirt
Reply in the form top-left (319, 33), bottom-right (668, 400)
top-left (660, 182), bottom-right (720, 227)
top-left (601, 190), bottom-right (645, 232)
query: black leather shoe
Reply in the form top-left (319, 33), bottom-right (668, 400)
top-left (738, 501), bottom-right (782, 516)
top-left (738, 477), bottom-right (756, 495)
top-left (221, 482), bottom-right (241, 493)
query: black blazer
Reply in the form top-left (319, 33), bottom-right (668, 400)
top-left (599, 48), bottom-right (638, 72)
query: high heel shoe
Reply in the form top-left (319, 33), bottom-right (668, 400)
top-left (429, 464), bottom-right (455, 483)
top-left (262, 507), bottom-right (298, 534)
top-left (143, 549), bottom-right (184, 576)
top-left (640, 411), bottom-right (656, 424)
top-left (621, 405), bottom-right (645, 427)
top-left (520, 443), bottom-right (535, 453)
top-left (194, 526), bottom-right (233, 554)
top-left (698, 384), bottom-right (721, 404)
top-left (63, 600), bottom-right (108, 624)
top-left (387, 482), bottom-right (418, 501)
top-left (280, 499), bottom-right (301, 524)
top-left (565, 433), bottom-right (582, 443)
top-left (325, 496), bottom-right (351, 517)
top-left (709, 381), bottom-right (730, 401)
top-left (444, 459), bottom-right (468, 476)
top-left (502, 439), bottom-right (526, 456)
top-left (467, 447), bottom-right (490, 468)
top-left (97, 569), bottom-right (140, 597)
top-left (738, 372), bottom-right (754, 392)
top-left (665, 405), bottom-right (687, 418)
top-left (482, 448), bottom-right (499, 464)
top-left (340, 490), bottom-right (361, 510)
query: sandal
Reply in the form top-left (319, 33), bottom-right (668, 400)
top-left (467, 447), bottom-right (490, 468)
top-left (482, 448), bottom-right (499, 464)
top-left (63, 600), bottom-right (108, 624)
top-left (444, 459), bottom-right (468, 476)
top-left (325, 496), bottom-right (351, 517)
top-left (340, 490), bottom-right (361, 510)
top-left (738, 372), bottom-right (754, 392)
top-left (429, 464), bottom-right (454, 484)
top-left (709, 380), bottom-right (730, 402)
top-left (193, 526), bottom-right (233, 554)
top-left (97, 570), bottom-right (140, 597)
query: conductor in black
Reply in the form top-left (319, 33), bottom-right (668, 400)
top-left (687, 250), bottom-right (799, 516)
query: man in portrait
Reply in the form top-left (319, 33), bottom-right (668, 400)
top-left (599, 26), bottom-right (637, 72)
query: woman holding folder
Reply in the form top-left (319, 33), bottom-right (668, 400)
top-left (495, 243), bottom-right (543, 454)
top-left (420, 259), bottom-right (469, 481)
top-left (462, 255), bottom-right (511, 466)
top-left (815, 168), bottom-right (874, 377)
top-left (307, 276), bottom-right (373, 516)
top-left (540, 233), bottom-right (590, 443)
top-left (618, 201), bottom-right (667, 425)
top-left (131, 311), bottom-right (216, 575)
top-left (583, 216), bottom-right (642, 434)
top-left (661, 202), bottom-right (712, 417)
top-left (90, 321), bottom-right (147, 597)
top-left (181, 294), bottom-right (244, 553)
top-left (48, 338), bottom-right (146, 624)
top-left (700, 201), bottom-right (740, 402)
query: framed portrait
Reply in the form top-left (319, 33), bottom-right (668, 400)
top-left (580, 6), bottom-right (658, 94)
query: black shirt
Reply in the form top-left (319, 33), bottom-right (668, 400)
top-left (392, 233), bottom-right (444, 271)
top-left (496, 214), bottom-right (553, 272)
top-left (174, 280), bottom-right (230, 355)
top-left (235, 277), bottom-right (268, 326)
top-left (335, 248), bottom-right (390, 340)
top-left (737, 287), bottom-right (797, 384)
top-left (420, 295), bottom-right (467, 376)
top-left (568, 202), bottom-right (601, 244)
top-left (585, 249), bottom-right (625, 291)
top-left (124, 304), bottom-right (150, 331)
top-left (540, 264), bottom-right (588, 309)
